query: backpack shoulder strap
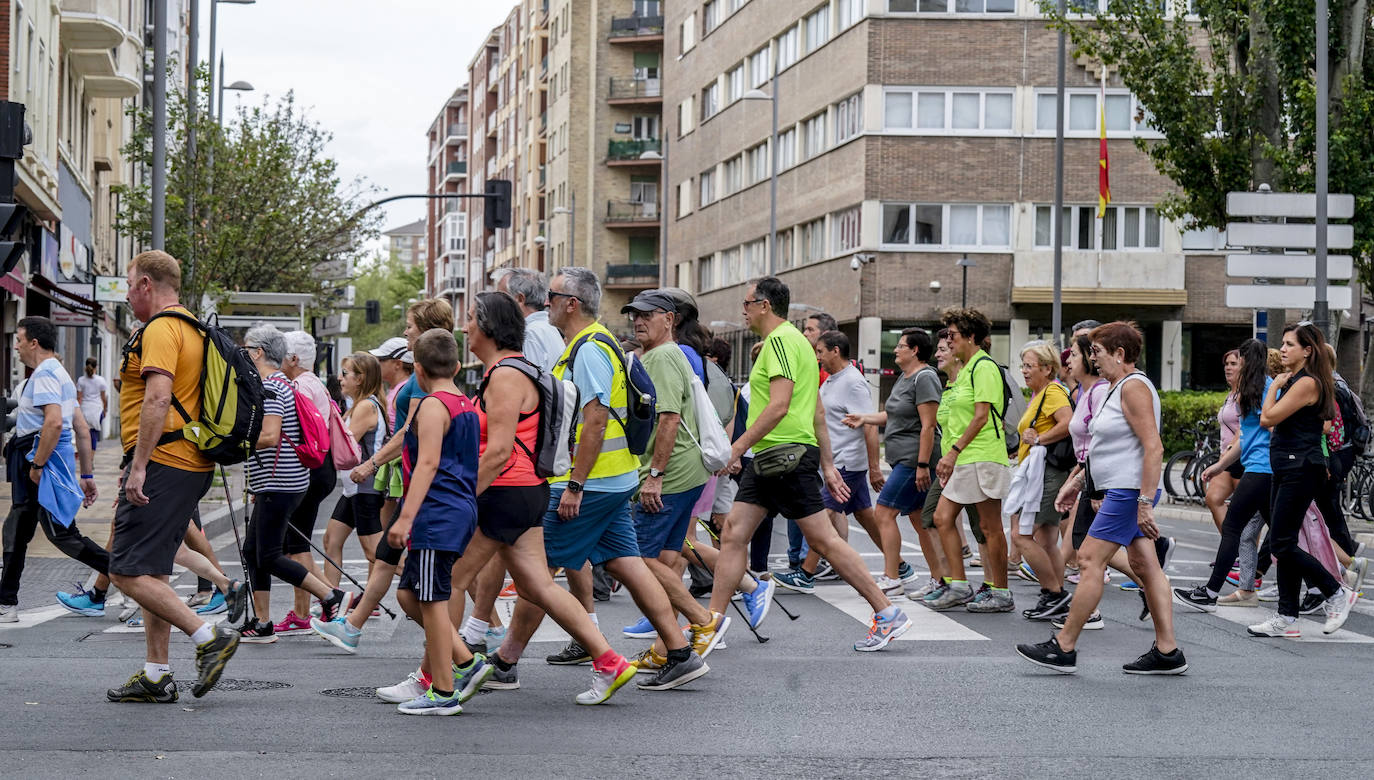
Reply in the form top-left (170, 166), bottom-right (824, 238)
top-left (968, 356), bottom-right (1004, 435)
top-left (142, 309), bottom-right (207, 435)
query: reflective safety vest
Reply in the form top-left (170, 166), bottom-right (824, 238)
top-left (550, 320), bottom-right (639, 482)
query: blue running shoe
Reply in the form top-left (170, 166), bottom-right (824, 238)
top-left (484, 626), bottom-right (507, 647)
top-left (622, 615), bottom-right (656, 639)
top-left (741, 578), bottom-right (775, 629)
top-left (1017, 562), bottom-right (1039, 584)
top-left (195, 591), bottom-right (227, 615)
top-left (311, 616), bottom-right (361, 654)
top-left (773, 567), bottom-right (815, 594)
top-left (453, 655), bottom-right (495, 703)
top-left (56, 588), bottom-right (105, 617)
top-left (1119, 580), bottom-right (1141, 592)
top-left (397, 688), bottom-right (462, 716)
top-left (897, 560), bottom-right (919, 585)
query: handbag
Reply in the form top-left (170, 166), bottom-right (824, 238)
top-left (1082, 456), bottom-right (1104, 501)
top-left (1032, 388), bottom-right (1075, 471)
top-left (682, 372), bottom-right (732, 472)
top-left (752, 442), bottom-right (808, 478)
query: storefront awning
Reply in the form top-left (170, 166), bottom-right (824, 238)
top-left (28, 274), bottom-right (104, 318)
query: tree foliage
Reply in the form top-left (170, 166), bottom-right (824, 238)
top-left (114, 71), bottom-right (381, 310)
top-left (1044, 0), bottom-right (1374, 280)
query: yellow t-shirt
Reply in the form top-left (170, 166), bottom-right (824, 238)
top-left (120, 306), bottom-right (213, 473)
top-left (1017, 381), bottom-right (1070, 462)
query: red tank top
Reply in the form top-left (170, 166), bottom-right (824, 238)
top-left (477, 359), bottom-right (542, 487)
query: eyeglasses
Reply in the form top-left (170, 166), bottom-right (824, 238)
top-left (244, 343), bottom-right (261, 351)
top-left (628, 309), bottom-right (665, 321)
top-left (742, 298), bottom-right (767, 309)
top-left (1020, 362), bottom-right (1040, 370)
top-left (548, 291), bottom-right (583, 304)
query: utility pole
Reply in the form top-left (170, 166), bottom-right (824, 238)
top-left (1051, 0), bottom-right (1067, 347)
top-left (152, 0), bottom-right (168, 250)
top-left (1313, 0), bottom-right (1331, 339)
top-left (186, 0), bottom-right (199, 286)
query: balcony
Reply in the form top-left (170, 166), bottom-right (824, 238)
top-left (539, 111), bottom-right (548, 135)
top-left (445, 160), bottom-right (467, 182)
top-left (607, 77), bottom-right (663, 105)
top-left (604, 263), bottom-right (660, 290)
top-left (487, 113), bottom-right (498, 138)
top-left (61, 0), bottom-right (128, 50)
top-left (446, 122), bottom-right (468, 142)
top-left (608, 15), bottom-right (665, 45)
top-left (1010, 250), bottom-right (1186, 306)
top-left (604, 199), bottom-right (659, 229)
top-left (606, 139), bottom-right (663, 167)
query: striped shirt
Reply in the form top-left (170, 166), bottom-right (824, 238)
top-left (248, 372), bottom-right (310, 494)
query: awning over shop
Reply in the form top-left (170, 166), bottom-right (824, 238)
top-left (28, 274), bottom-right (104, 318)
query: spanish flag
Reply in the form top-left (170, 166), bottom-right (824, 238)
top-left (1097, 100), bottom-right (1111, 218)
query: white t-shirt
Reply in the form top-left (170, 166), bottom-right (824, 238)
top-left (819, 364), bottom-right (874, 472)
top-left (76, 373), bottom-right (108, 423)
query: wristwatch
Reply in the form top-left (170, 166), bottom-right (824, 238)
top-left (30, 462), bottom-right (45, 470)
top-left (566, 479), bottom-right (584, 494)
top-left (649, 468), bottom-right (665, 479)
top-left (1135, 495), bottom-right (1153, 506)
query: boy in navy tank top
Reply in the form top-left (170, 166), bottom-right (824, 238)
top-left (390, 329), bottom-right (480, 715)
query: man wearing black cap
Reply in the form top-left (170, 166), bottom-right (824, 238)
top-left (619, 291), bottom-right (729, 676)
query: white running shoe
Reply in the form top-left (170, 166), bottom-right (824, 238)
top-left (1323, 587), bottom-right (1359, 635)
top-left (1247, 613), bottom-right (1300, 638)
top-left (1256, 584), bottom-right (1280, 602)
top-left (377, 670), bottom-right (429, 703)
top-left (875, 574), bottom-right (903, 595)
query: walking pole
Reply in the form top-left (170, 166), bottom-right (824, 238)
top-left (221, 465), bottom-right (256, 622)
top-left (284, 521), bottom-right (398, 620)
top-left (683, 538), bottom-right (767, 644)
top-left (694, 517), bottom-right (800, 621)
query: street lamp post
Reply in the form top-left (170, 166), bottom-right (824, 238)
top-left (742, 48), bottom-right (779, 276)
top-left (552, 194), bottom-right (575, 268)
top-left (208, 0), bottom-right (257, 124)
top-left (957, 254), bottom-right (976, 309)
top-left (217, 57), bottom-right (254, 123)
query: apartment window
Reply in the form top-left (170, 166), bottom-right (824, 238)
top-left (748, 47), bottom-right (771, 89)
top-left (1035, 90), bottom-right (1155, 136)
top-left (743, 239), bottom-right (767, 278)
top-left (776, 26), bottom-right (800, 70)
top-left (833, 207), bottom-right (861, 253)
top-left (838, 0), bottom-right (865, 29)
top-left (775, 230), bottom-right (794, 270)
top-left (701, 82), bottom-right (721, 120)
top-left (882, 203), bottom-right (1012, 248)
top-left (677, 180), bottom-right (693, 218)
top-left (722, 155), bottom-right (743, 196)
top-left (777, 127), bottom-right (797, 170)
top-left (892, 0), bottom-right (1015, 12)
top-left (804, 6), bottom-right (830, 52)
top-left (746, 141), bottom-right (770, 185)
top-left (799, 218), bottom-right (827, 264)
top-left (1033, 205), bottom-right (1162, 250)
top-left (726, 0), bottom-right (750, 12)
top-left (632, 115), bottom-right (660, 140)
top-left (698, 255), bottom-right (716, 291)
top-left (721, 246), bottom-right (741, 286)
top-left (699, 169), bottom-right (716, 207)
top-left (802, 113), bottom-right (827, 160)
top-left (703, 0), bottom-right (720, 34)
top-left (835, 93), bottom-right (862, 142)
top-left (883, 88), bottom-right (1013, 132)
top-left (678, 97), bottom-right (695, 136)
top-left (726, 64), bottom-right (745, 103)
top-left (681, 12), bottom-right (697, 54)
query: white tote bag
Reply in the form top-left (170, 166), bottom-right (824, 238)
top-left (683, 373), bottom-right (732, 472)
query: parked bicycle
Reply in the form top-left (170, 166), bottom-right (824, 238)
top-left (1163, 423), bottom-right (1219, 504)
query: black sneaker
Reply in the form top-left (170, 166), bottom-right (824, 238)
top-left (319, 589), bottom-right (351, 622)
top-left (1053, 611), bottom-right (1104, 630)
top-left (193, 623), bottom-right (241, 697)
top-left (1154, 536), bottom-right (1177, 571)
top-left (636, 652), bottom-right (709, 691)
top-left (1299, 591), bottom-right (1325, 615)
top-left (1138, 590), bottom-right (1150, 622)
top-left (1172, 585), bottom-right (1217, 613)
top-left (813, 559), bottom-right (838, 581)
top-left (107, 670), bottom-right (178, 703)
top-left (1122, 643), bottom-right (1188, 675)
top-left (237, 619), bottom-right (277, 644)
top-left (483, 654), bottom-right (520, 690)
top-left (1025, 590), bottom-right (1072, 621)
top-left (1015, 635), bottom-right (1077, 674)
top-left (545, 639), bottom-right (592, 665)
top-left (224, 579), bottom-right (248, 625)
top-left (1021, 589), bottom-right (1056, 619)
top-left (463, 637), bottom-right (488, 656)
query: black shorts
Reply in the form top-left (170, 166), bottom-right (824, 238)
top-left (398, 548), bottom-right (459, 602)
top-left (374, 503), bottom-right (405, 567)
top-left (478, 483), bottom-right (550, 546)
top-left (1071, 490), bottom-right (1095, 550)
top-left (283, 463), bottom-right (336, 554)
top-left (735, 445), bottom-right (825, 521)
top-left (1226, 461), bottom-right (1245, 480)
top-left (332, 492), bottom-right (385, 536)
top-left (110, 462), bottom-right (213, 576)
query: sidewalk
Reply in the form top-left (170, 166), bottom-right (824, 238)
top-left (1156, 496), bottom-right (1374, 548)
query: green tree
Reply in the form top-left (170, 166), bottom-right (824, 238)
top-left (114, 71), bottom-right (381, 309)
top-left (346, 252), bottom-right (427, 351)
top-left (1044, 0), bottom-right (1374, 280)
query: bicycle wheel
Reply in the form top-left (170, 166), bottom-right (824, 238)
top-left (1189, 452), bottom-right (1218, 501)
top-left (1163, 451), bottom-right (1195, 502)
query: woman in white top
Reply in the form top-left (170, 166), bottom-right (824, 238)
top-left (322, 353), bottom-right (389, 586)
top-left (1017, 321), bottom-right (1187, 676)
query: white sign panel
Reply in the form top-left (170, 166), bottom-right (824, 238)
top-left (1226, 222), bottom-right (1354, 250)
top-left (1225, 284), bottom-right (1353, 311)
top-left (94, 275), bottom-right (129, 302)
top-left (1226, 192), bottom-right (1355, 219)
top-left (1225, 254), bottom-right (1354, 280)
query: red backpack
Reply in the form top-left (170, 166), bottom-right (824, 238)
top-left (267, 377), bottom-right (330, 469)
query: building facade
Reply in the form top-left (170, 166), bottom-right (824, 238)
top-left (424, 85), bottom-right (468, 311)
top-left (384, 217), bottom-right (427, 268)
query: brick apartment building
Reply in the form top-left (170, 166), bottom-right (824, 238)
top-left (424, 84), bottom-right (468, 309)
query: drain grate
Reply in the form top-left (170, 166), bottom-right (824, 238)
top-left (212, 678), bottom-right (291, 692)
top-left (321, 686), bottom-right (380, 699)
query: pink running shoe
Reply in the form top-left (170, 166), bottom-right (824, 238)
top-left (273, 610), bottom-right (313, 636)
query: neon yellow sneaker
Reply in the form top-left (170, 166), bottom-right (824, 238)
top-left (632, 645), bottom-right (666, 674)
top-left (574, 657), bottom-right (637, 705)
top-left (688, 613), bottom-right (731, 659)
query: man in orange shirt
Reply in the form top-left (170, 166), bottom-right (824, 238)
top-left (105, 250), bottom-right (239, 704)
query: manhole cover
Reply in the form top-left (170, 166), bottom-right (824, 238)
top-left (321, 686), bottom-right (380, 699)
top-left (212, 678), bottom-right (291, 692)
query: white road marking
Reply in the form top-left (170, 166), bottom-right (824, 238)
top-left (811, 584), bottom-right (988, 641)
top-left (1207, 604), bottom-right (1374, 644)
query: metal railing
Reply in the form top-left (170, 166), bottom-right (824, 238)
top-left (609, 15), bottom-right (665, 37)
top-left (447, 122), bottom-right (468, 140)
top-left (605, 199), bottom-right (659, 222)
top-left (607, 138), bottom-right (663, 160)
top-left (447, 160), bottom-right (467, 176)
top-left (605, 263), bottom-right (660, 281)
top-left (607, 77), bottom-right (662, 100)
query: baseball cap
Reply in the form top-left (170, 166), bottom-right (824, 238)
top-left (370, 337), bottom-right (413, 364)
top-left (620, 290), bottom-right (678, 316)
top-left (659, 287), bottom-right (698, 320)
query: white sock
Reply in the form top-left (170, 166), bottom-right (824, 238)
top-left (739, 574), bottom-right (758, 594)
top-left (587, 612), bottom-right (599, 627)
top-left (461, 617), bottom-right (489, 646)
top-left (144, 662), bottom-right (171, 681)
top-left (189, 622), bottom-right (215, 645)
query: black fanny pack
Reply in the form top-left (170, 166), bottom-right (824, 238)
top-left (752, 443), bottom-right (808, 478)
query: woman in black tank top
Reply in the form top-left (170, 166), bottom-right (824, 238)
top-left (1248, 324), bottom-right (1355, 638)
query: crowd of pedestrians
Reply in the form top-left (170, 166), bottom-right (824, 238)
top-left (2, 248), bottom-right (1369, 710)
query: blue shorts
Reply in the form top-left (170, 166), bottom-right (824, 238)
top-left (543, 486), bottom-right (640, 570)
top-left (821, 468), bottom-right (873, 514)
top-left (876, 462), bottom-right (928, 513)
top-left (633, 484), bottom-right (706, 557)
top-left (1086, 488), bottom-right (1162, 547)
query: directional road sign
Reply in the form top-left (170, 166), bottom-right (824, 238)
top-left (1226, 192), bottom-right (1354, 219)
top-left (1225, 285), bottom-right (1353, 311)
top-left (1225, 254), bottom-right (1353, 280)
top-left (1225, 222), bottom-right (1354, 250)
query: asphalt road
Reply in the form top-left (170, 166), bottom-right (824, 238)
top-left (1, 494), bottom-right (1372, 779)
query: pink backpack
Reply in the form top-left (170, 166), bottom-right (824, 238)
top-left (328, 399), bottom-right (362, 470)
top-left (267, 377), bottom-right (330, 469)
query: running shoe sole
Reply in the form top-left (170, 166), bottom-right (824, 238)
top-left (854, 616), bottom-right (912, 652)
top-left (56, 601), bottom-right (104, 617)
top-left (1015, 646), bottom-right (1076, 674)
top-left (623, 629), bottom-right (657, 639)
top-left (397, 700), bottom-right (462, 716)
top-left (576, 665), bottom-right (638, 706)
top-left (636, 660), bottom-right (710, 691)
top-left (311, 620), bottom-right (360, 654)
top-left (772, 578), bottom-right (815, 594)
top-left (1123, 663), bottom-right (1189, 676)
top-left (481, 677), bottom-right (520, 691)
top-left (1323, 589), bottom-right (1359, 634)
top-left (274, 626), bottom-right (315, 636)
top-left (238, 634), bottom-right (278, 644)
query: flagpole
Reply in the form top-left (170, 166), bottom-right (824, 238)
top-left (1096, 66), bottom-right (1108, 287)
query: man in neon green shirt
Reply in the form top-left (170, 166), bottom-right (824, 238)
top-left (704, 277), bottom-right (911, 652)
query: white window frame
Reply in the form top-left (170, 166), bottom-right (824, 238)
top-left (838, 0), bottom-right (866, 29)
top-left (698, 254), bottom-right (717, 291)
top-left (745, 141), bottom-right (770, 185)
top-left (703, 0), bottom-right (720, 34)
top-left (748, 47), bottom-right (771, 89)
top-left (799, 218), bottom-right (827, 265)
top-left (1033, 88), bottom-right (1160, 138)
top-left (880, 203), bottom-right (1013, 250)
top-left (835, 93), bottom-right (862, 143)
top-left (681, 12), bottom-right (697, 54)
top-left (832, 207), bottom-right (861, 254)
top-left (882, 87), bottom-right (1015, 135)
top-left (701, 81), bottom-right (721, 120)
top-left (1031, 204), bottom-right (1163, 251)
top-left (722, 155), bottom-right (743, 196)
top-left (776, 127), bottom-right (797, 170)
top-left (699, 169), bottom-right (716, 207)
top-left (887, 0), bottom-right (1016, 14)
top-left (802, 113), bottom-right (827, 160)
top-left (726, 64), bottom-right (745, 103)
top-left (776, 26), bottom-right (800, 71)
top-left (803, 5), bottom-right (830, 53)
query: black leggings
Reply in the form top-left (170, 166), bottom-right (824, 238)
top-left (1270, 465), bottom-right (1343, 618)
top-left (1205, 472), bottom-right (1272, 593)
top-left (243, 491), bottom-right (308, 593)
top-left (283, 462), bottom-right (336, 555)
top-left (1, 499), bottom-right (110, 605)
top-left (1314, 449), bottom-right (1358, 557)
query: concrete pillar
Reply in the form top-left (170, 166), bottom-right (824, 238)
top-left (1010, 318), bottom-right (1030, 354)
top-left (858, 316), bottom-right (882, 397)
top-left (1162, 319), bottom-right (1183, 391)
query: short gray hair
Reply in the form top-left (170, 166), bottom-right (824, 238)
top-left (282, 330), bottom-right (316, 366)
top-left (555, 266), bottom-right (601, 317)
top-left (505, 268), bottom-right (549, 310)
top-left (244, 324), bottom-right (287, 368)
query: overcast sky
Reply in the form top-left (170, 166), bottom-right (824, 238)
top-left (205, 0), bottom-right (512, 254)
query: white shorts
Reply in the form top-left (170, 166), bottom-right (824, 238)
top-left (941, 462), bottom-right (1011, 506)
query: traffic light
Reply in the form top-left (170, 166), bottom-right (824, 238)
top-left (365, 299), bottom-right (380, 324)
top-left (484, 179), bottom-right (512, 230)
top-left (0, 203), bottom-right (27, 276)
